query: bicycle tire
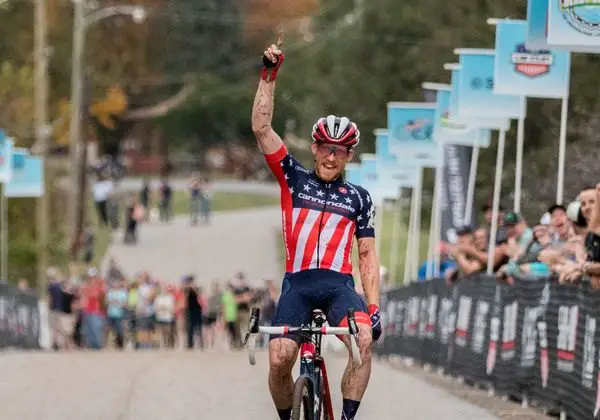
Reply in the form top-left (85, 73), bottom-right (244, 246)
top-left (316, 381), bottom-right (330, 420)
top-left (291, 376), bottom-right (314, 420)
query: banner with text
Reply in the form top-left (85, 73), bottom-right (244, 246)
top-left (448, 65), bottom-right (510, 131)
top-left (456, 50), bottom-right (526, 120)
top-left (494, 19), bottom-right (571, 98)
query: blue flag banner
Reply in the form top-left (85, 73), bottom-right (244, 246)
top-left (344, 163), bottom-right (361, 185)
top-left (375, 129), bottom-right (417, 198)
top-left (493, 18), bottom-right (571, 98)
top-left (374, 129), bottom-right (397, 163)
top-left (527, 0), bottom-right (600, 52)
top-left (446, 64), bottom-right (511, 131)
top-left (359, 154), bottom-right (383, 205)
top-left (386, 102), bottom-right (441, 167)
top-left (430, 84), bottom-right (491, 148)
top-left (455, 49), bottom-right (526, 120)
top-left (4, 155), bottom-right (44, 198)
top-left (547, 0), bottom-right (600, 49)
top-left (12, 148), bottom-right (27, 171)
top-left (0, 139), bottom-right (14, 184)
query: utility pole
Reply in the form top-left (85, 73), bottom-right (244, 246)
top-left (34, 0), bottom-right (50, 297)
top-left (68, 0), bottom-right (85, 259)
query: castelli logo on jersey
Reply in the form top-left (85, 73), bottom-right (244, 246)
top-left (338, 187), bottom-right (347, 194)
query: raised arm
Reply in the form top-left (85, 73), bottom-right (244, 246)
top-left (252, 42), bottom-right (285, 155)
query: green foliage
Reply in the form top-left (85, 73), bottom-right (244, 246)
top-left (3, 168), bottom-right (69, 289)
top-left (156, 73), bottom-right (297, 152)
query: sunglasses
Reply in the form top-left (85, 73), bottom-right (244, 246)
top-left (316, 143), bottom-right (351, 157)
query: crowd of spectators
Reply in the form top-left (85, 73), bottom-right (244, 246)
top-left (418, 184), bottom-right (600, 287)
top-left (46, 259), bottom-right (279, 351)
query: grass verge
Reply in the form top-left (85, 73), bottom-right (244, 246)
top-left (171, 191), bottom-right (279, 216)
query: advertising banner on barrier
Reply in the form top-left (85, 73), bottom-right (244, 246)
top-left (0, 282), bottom-right (41, 349)
top-left (455, 49), bottom-right (526, 120)
top-left (447, 65), bottom-right (511, 131)
top-left (387, 102), bottom-right (441, 167)
top-left (375, 129), bottom-right (416, 199)
top-left (4, 155), bottom-right (44, 198)
top-left (547, 0), bottom-right (600, 49)
top-left (493, 19), bottom-right (571, 99)
top-left (376, 274), bottom-right (600, 420)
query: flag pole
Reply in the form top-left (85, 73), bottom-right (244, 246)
top-left (487, 129), bottom-right (507, 275)
top-left (556, 97), bottom-right (569, 205)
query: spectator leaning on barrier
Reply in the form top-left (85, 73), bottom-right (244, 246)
top-left (458, 224), bottom-right (510, 275)
top-left (548, 203), bottom-right (571, 244)
top-left (473, 227), bottom-right (489, 252)
top-left (502, 212), bottom-right (533, 255)
top-left (578, 185), bottom-right (596, 224)
top-left (443, 226), bottom-right (483, 285)
top-left (417, 246), bottom-right (456, 282)
top-left (497, 216), bottom-right (553, 284)
top-left (481, 201), bottom-right (505, 228)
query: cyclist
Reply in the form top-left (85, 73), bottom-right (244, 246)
top-left (251, 39), bottom-right (382, 420)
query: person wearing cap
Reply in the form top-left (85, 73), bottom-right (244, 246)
top-left (548, 204), bottom-right (570, 244)
top-left (502, 212), bottom-right (533, 259)
top-left (497, 219), bottom-right (553, 284)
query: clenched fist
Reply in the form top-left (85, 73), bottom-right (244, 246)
top-left (260, 32), bottom-right (285, 82)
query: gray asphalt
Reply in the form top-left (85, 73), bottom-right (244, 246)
top-left (0, 350), bottom-right (499, 420)
top-left (9, 201), bottom-right (499, 420)
top-left (116, 177), bottom-right (280, 197)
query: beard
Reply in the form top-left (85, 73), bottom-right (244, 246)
top-left (315, 160), bottom-right (343, 182)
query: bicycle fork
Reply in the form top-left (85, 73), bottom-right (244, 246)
top-left (300, 342), bottom-right (334, 419)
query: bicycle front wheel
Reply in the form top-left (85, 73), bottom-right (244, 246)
top-left (291, 376), bottom-right (314, 420)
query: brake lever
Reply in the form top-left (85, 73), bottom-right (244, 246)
top-left (243, 307), bottom-right (261, 346)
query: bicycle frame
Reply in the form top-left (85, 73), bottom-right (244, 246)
top-left (244, 307), bottom-right (361, 420)
top-left (298, 339), bottom-right (335, 419)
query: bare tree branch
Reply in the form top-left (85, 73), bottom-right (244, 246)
top-left (122, 84), bottom-right (196, 121)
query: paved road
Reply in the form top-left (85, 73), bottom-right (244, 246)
top-left (102, 206), bottom-right (282, 285)
top-left (17, 205), bottom-right (500, 420)
top-left (0, 349), bottom-right (498, 420)
top-left (118, 177), bottom-right (279, 197)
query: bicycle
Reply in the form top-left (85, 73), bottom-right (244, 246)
top-left (243, 307), bottom-right (362, 420)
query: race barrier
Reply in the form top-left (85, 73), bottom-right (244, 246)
top-left (0, 282), bottom-right (41, 350)
top-left (376, 274), bottom-right (600, 419)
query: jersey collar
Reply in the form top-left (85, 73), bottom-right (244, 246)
top-left (311, 169), bottom-right (345, 188)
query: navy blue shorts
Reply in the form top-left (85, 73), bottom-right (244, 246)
top-left (269, 269), bottom-right (368, 343)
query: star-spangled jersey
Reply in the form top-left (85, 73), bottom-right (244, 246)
top-left (265, 145), bottom-right (375, 275)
